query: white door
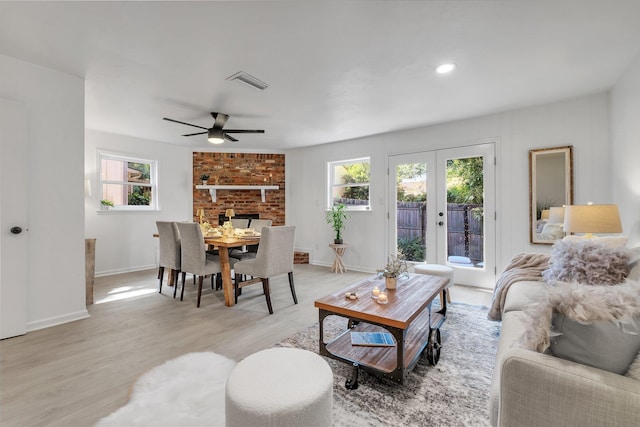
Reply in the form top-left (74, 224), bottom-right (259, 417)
top-left (388, 142), bottom-right (496, 288)
top-left (0, 99), bottom-right (28, 339)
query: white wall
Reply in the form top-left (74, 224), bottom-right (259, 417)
top-left (287, 93), bottom-right (611, 275)
top-left (610, 53), bottom-right (640, 246)
top-left (0, 54), bottom-right (87, 331)
top-left (85, 130), bottom-right (192, 276)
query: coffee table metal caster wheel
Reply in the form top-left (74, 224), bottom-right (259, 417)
top-left (345, 363), bottom-right (359, 390)
top-left (426, 328), bottom-right (441, 366)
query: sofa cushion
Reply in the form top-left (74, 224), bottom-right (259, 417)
top-left (502, 280), bottom-right (548, 314)
top-left (550, 312), bottom-right (640, 375)
top-left (542, 238), bottom-right (630, 286)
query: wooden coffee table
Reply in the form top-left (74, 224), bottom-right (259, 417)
top-left (314, 273), bottom-right (448, 387)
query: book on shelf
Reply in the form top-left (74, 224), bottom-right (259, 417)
top-left (350, 331), bottom-right (396, 347)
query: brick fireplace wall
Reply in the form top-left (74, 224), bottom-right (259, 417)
top-left (192, 152), bottom-right (285, 226)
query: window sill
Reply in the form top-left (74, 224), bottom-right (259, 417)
top-left (96, 209), bottom-right (160, 214)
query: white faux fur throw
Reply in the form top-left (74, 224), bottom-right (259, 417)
top-left (487, 252), bottom-right (549, 321)
top-left (520, 280), bottom-right (640, 353)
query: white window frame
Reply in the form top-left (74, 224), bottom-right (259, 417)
top-left (98, 151), bottom-right (158, 211)
top-left (327, 157), bottom-right (371, 211)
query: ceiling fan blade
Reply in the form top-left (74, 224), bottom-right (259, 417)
top-left (224, 133), bottom-right (239, 142)
top-left (211, 112), bottom-right (229, 130)
top-left (223, 129), bottom-right (265, 134)
top-left (182, 131), bottom-right (208, 137)
top-left (163, 117), bottom-right (209, 130)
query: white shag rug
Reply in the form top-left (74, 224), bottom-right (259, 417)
top-left (96, 352), bottom-right (236, 427)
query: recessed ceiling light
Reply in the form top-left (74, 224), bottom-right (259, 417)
top-left (435, 63), bottom-right (456, 74)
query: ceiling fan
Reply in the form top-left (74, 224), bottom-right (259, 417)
top-left (163, 112), bottom-right (264, 144)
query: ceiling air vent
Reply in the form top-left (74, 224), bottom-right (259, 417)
top-left (226, 71), bottom-right (269, 91)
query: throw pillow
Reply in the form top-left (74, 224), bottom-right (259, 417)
top-left (540, 223), bottom-right (564, 239)
top-left (542, 238), bottom-right (630, 286)
top-left (520, 280), bottom-right (640, 376)
top-left (627, 351), bottom-right (640, 381)
top-left (551, 313), bottom-right (640, 375)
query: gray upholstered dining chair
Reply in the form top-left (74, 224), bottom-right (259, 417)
top-left (232, 219), bottom-right (273, 262)
top-left (176, 222), bottom-right (236, 307)
top-left (156, 221), bottom-right (181, 297)
top-left (233, 225), bottom-right (297, 314)
top-left (231, 218), bottom-right (250, 229)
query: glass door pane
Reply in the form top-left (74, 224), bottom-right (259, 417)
top-left (437, 143), bottom-right (495, 288)
top-left (388, 153), bottom-right (437, 263)
top-left (445, 156), bottom-right (484, 269)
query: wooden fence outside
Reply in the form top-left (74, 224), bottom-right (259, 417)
top-left (396, 201), bottom-right (483, 265)
top-left (337, 198), bottom-right (484, 265)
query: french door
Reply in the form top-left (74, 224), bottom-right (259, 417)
top-left (388, 143), bottom-right (495, 288)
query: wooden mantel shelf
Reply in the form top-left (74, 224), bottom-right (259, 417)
top-left (196, 184), bottom-right (279, 203)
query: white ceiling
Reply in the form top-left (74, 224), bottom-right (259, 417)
top-left (1, 1), bottom-right (640, 151)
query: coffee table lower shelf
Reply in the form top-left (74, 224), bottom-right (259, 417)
top-left (319, 307), bottom-right (445, 384)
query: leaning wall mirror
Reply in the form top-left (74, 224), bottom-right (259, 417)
top-left (529, 146), bottom-right (574, 244)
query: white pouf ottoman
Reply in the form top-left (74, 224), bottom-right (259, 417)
top-left (225, 347), bottom-right (333, 427)
top-left (414, 263), bottom-right (454, 304)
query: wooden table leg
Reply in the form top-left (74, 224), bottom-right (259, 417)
top-left (218, 247), bottom-right (235, 307)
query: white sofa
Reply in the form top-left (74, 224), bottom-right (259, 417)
top-left (489, 241), bottom-right (640, 427)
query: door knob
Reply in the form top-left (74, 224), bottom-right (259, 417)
top-left (438, 212), bottom-right (444, 217)
top-left (438, 221), bottom-right (444, 226)
top-left (10, 226), bottom-right (23, 234)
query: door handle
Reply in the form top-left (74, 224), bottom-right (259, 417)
top-left (438, 221), bottom-right (444, 226)
top-left (10, 226), bottom-right (23, 234)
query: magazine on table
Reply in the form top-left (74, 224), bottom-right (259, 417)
top-left (350, 331), bottom-right (396, 347)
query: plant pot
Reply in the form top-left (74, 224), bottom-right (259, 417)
top-left (385, 276), bottom-right (397, 290)
top-left (202, 180), bottom-right (208, 185)
top-left (334, 239), bottom-right (343, 244)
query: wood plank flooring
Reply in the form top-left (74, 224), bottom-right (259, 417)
top-left (0, 265), bottom-right (491, 427)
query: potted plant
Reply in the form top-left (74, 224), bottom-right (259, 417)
top-left (200, 174), bottom-right (210, 185)
top-left (325, 203), bottom-right (348, 244)
top-left (100, 199), bottom-right (114, 210)
top-left (376, 255), bottom-right (408, 290)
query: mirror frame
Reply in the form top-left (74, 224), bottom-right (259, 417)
top-left (529, 146), bottom-right (574, 244)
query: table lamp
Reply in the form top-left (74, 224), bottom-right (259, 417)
top-left (548, 206), bottom-right (565, 224)
top-left (563, 203), bottom-right (622, 238)
top-left (540, 209), bottom-right (550, 220)
top-left (225, 209), bottom-right (235, 221)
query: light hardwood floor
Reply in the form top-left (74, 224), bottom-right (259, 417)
top-left (0, 265), bottom-right (492, 427)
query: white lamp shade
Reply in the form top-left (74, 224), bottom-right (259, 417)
top-left (563, 204), bottom-right (622, 235)
top-left (548, 206), bottom-right (565, 224)
top-left (225, 209), bottom-right (235, 218)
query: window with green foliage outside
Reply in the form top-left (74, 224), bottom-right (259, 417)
top-left (99, 152), bottom-right (157, 210)
top-left (327, 157), bottom-right (370, 211)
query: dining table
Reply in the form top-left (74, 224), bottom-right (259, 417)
top-left (204, 235), bottom-right (260, 307)
top-left (154, 231), bottom-right (260, 307)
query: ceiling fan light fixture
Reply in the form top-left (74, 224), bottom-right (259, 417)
top-left (207, 129), bottom-right (225, 144)
top-left (226, 71), bottom-right (269, 91)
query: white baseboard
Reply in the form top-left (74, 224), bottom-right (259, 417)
top-left (309, 260), bottom-right (375, 274)
top-left (96, 264), bottom-right (156, 277)
top-left (27, 309), bottom-right (90, 333)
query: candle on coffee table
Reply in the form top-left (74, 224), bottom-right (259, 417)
top-left (372, 286), bottom-right (380, 298)
top-left (378, 291), bottom-right (387, 303)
